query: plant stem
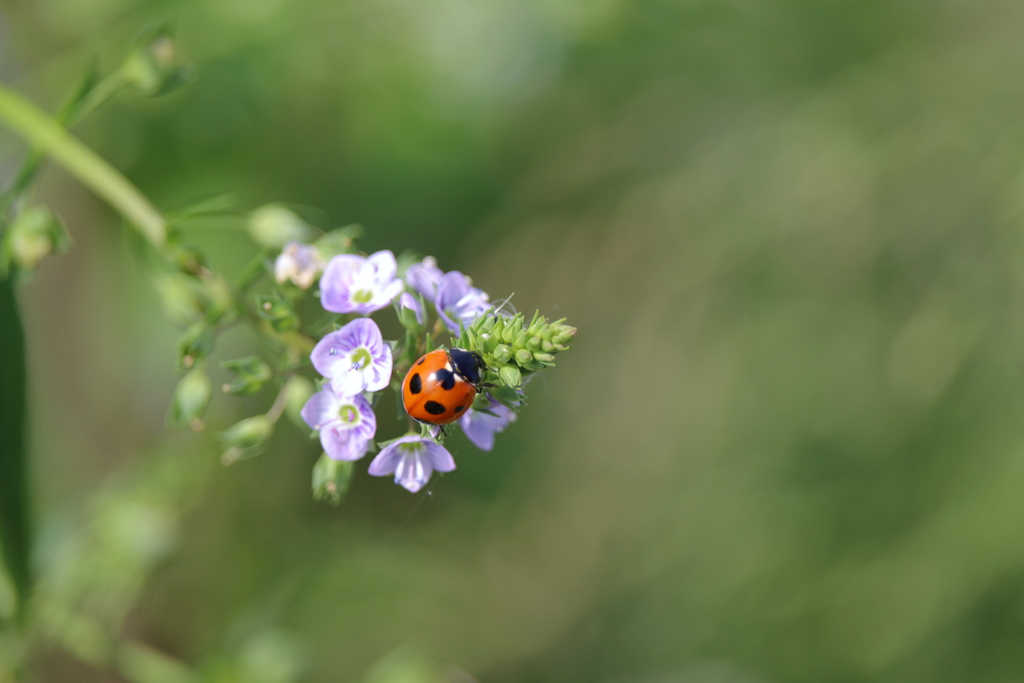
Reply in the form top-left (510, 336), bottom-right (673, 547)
top-left (0, 83), bottom-right (166, 247)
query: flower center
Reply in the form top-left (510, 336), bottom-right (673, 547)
top-left (352, 289), bottom-right (373, 303)
top-left (338, 404), bottom-right (361, 425)
top-left (398, 441), bottom-right (423, 455)
top-left (350, 347), bottom-right (371, 370)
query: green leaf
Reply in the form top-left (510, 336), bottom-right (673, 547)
top-left (0, 277), bottom-right (30, 623)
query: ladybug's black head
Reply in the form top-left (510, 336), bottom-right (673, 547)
top-left (449, 348), bottom-right (486, 386)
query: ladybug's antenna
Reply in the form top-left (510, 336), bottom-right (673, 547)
top-left (493, 293), bottom-right (516, 316)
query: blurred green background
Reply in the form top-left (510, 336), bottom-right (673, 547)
top-left (5, 0), bottom-right (1024, 681)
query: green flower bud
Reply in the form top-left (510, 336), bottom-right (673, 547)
top-left (515, 349), bottom-right (533, 365)
top-left (220, 356), bottom-right (273, 396)
top-left (247, 205), bottom-right (313, 249)
top-left (177, 322), bottom-right (214, 372)
top-left (315, 224), bottom-right (363, 259)
top-left (526, 336), bottom-right (542, 351)
top-left (513, 330), bottom-right (529, 348)
top-left (153, 273), bottom-right (202, 326)
top-left (492, 344), bottom-right (513, 364)
top-left (553, 330), bottom-right (576, 345)
top-left (166, 366), bottom-right (211, 431)
top-left (396, 294), bottom-right (425, 333)
top-left (541, 340), bottom-right (555, 353)
top-left (499, 364), bottom-right (522, 388)
top-left (532, 352), bottom-right (555, 364)
top-left (501, 320), bottom-right (519, 345)
top-left (283, 375), bottom-right (315, 429)
top-left (219, 415), bottom-right (274, 464)
top-left (479, 317), bottom-right (497, 333)
top-left (2, 206), bottom-right (70, 273)
top-left (479, 332), bottom-right (499, 354)
top-left (257, 294), bottom-right (298, 332)
top-left (312, 454), bottom-right (354, 506)
top-left (122, 29), bottom-right (190, 97)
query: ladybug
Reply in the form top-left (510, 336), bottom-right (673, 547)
top-left (402, 348), bottom-right (487, 425)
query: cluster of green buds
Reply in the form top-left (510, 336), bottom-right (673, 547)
top-left (457, 310), bottom-right (577, 405)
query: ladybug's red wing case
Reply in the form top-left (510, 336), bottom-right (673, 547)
top-left (402, 349), bottom-right (479, 425)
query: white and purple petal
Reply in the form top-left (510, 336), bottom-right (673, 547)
top-left (368, 436), bottom-right (455, 493)
top-left (405, 256), bottom-right (445, 299)
top-left (311, 318), bottom-right (392, 396)
top-left (319, 250), bottom-right (402, 314)
top-left (301, 388), bottom-right (377, 461)
top-left (435, 271), bottom-right (490, 332)
top-left (460, 400), bottom-right (517, 451)
top-left (275, 241), bottom-right (325, 289)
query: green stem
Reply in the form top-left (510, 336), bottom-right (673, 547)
top-left (0, 71), bottom-right (130, 218)
top-left (0, 83), bottom-right (166, 247)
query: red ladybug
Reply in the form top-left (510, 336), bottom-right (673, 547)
top-left (402, 348), bottom-right (487, 425)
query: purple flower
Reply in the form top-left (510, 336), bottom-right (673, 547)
top-left (301, 386), bottom-right (377, 461)
top-left (274, 241), bottom-right (325, 289)
top-left (367, 435), bottom-right (456, 492)
top-left (398, 292), bottom-right (424, 326)
top-left (311, 318), bottom-right (393, 396)
top-left (435, 271), bottom-right (491, 333)
top-left (404, 256), bottom-right (445, 299)
top-left (460, 398), bottom-right (517, 451)
top-left (320, 250), bottom-right (404, 314)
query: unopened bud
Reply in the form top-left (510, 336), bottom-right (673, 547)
top-left (492, 344), bottom-right (513, 364)
top-left (123, 29), bottom-right (190, 97)
top-left (315, 224), bottom-right (363, 259)
top-left (533, 352), bottom-right (555, 363)
top-left (3, 206), bottom-right (70, 273)
top-left (515, 349), bottom-right (533, 365)
top-left (166, 367), bottom-right (211, 431)
top-left (218, 415), bottom-right (274, 463)
top-left (526, 336), bottom-right (542, 351)
top-left (312, 454), bottom-right (354, 506)
top-left (541, 340), bottom-right (555, 353)
top-left (396, 292), bottom-right (425, 332)
top-left (283, 375), bottom-right (315, 428)
top-left (499, 364), bottom-right (522, 388)
top-left (153, 273), bottom-right (202, 326)
top-left (479, 332), bottom-right (499, 354)
top-left (247, 205), bottom-right (313, 249)
top-left (177, 322), bottom-right (213, 372)
top-left (274, 242), bottom-right (324, 289)
top-left (553, 329), bottom-right (576, 345)
top-left (502, 321), bottom-right (519, 345)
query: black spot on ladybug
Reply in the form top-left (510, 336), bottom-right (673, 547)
top-left (424, 401), bottom-right (446, 415)
top-left (454, 405), bottom-right (465, 413)
top-left (409, 373), bottom-right (422, 394)
top-left (435, 368), bottom-right (456, 390)
top-left (416, 357), bottom-right (425, 365)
